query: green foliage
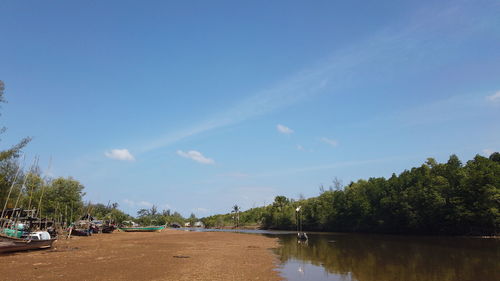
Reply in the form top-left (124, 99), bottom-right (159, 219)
top-left (134, 205), bottom-right (186, 226)
top-left (87, 202), bottom-right (131, 224)
top-left (203, 154), bottom-right (500, 235)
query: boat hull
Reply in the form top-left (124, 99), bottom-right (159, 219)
top-left (70, 228), bottom-right (92, 236)
top-left (101, 225), bottom-right (116, 233)
top-left (118, 226), bottom-right (165, 232)
top-left (0, 236), bottom-right (56, 253)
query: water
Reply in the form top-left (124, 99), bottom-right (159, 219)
top-left (274, 233), bottom-right (500, 281)
top-left (177, 228), bottom-right (500, 281)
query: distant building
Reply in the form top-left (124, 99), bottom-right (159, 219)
top-left (184, 222), bottom-right (191, 227)
top-left (194, 221), bottom-right (204, 228)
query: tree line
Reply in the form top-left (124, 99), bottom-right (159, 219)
top-left (203, 153), bottom-right (499, 235)
top-left (134, 205), bottom-right (192, 226)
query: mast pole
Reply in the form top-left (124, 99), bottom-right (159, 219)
top-left (0, 159), bottom-right (23, 228)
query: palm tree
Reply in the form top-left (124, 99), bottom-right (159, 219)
top-left (231, 205), bottom-right (240, 227)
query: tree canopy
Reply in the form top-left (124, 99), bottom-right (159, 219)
top-left (203, 154), bottom-right (499, 235)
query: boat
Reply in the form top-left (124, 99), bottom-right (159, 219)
top-left (118, 225), bottom-right (165, 232)
top-left (68, 228), bottom-right (91, 236)
top-left (0, 231), bottom-right (56, 253)
top-left (68, 217), bottom-right (95, 236)
top-left (101, 224), bottom-right (116, 233)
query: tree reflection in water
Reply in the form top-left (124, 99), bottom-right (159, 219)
top-left (272, 233), bottom-right (499, 281)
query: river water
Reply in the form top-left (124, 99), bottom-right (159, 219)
top-left (180, 228), bottom-right (499, 281)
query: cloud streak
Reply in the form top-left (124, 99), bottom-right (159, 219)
top-left (136, 2), bottom-right (492, 153)
top-left (486, 91), bottom-right (500, 102)
top-left (177, 150), bottom-right (215, 165)
top-left (321, 137), bottom-right (338, 147)
top-left (277, 124), bottom-right (294, 134)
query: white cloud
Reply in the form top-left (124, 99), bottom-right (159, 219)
top-left (123, 199), bottom-right (135, 207)
top-left (486, 91), bottom-right (500, 102)
top-left (105, 149), bottom-right (135, 161)
top-left (138, 201), bottom-right (154, 208)
top-left (177, 150), bottom-right (215, 165)
top-left (321, 137), bottom-right (338, 147)
top-left (277, 124), bottom-right (294, 134)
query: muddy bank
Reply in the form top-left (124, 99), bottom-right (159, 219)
top-left (0, 229), bottom-right (282, 281)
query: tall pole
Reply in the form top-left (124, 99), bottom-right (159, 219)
top-left (36, 157), bottom-right (52, 228)
top-left (27, 156), bottom-right (39, 211)
top-left (12, 158), bottom-right (37, 234)
top-left (0, 160), bottom-right (23, 228)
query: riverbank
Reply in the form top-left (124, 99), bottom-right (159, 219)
top-left (0, 229), bottom-right (282, 281)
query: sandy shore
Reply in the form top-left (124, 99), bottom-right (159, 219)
top-left (0, 229), bottom-right (282, 281)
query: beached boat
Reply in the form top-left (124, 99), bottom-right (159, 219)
top-left (118, 225), bottom-right (165, 232)
top-left (69, 228), bottom-right (91, 236)
top-left (0, 231), bottom-right (56, 253)
top-left (101, 224), bottom-right (116, 233)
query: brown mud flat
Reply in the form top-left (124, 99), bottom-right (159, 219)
top-left (0, 230), bottom-right (282, 281)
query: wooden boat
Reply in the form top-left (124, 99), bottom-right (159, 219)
top-left (69, 228), bottom-right (91, 236)
top-left (0, 232), bottom-right (56, 253)
top-left (118, 225), bottom-right (165, 232)
top-left (0, 239), bottom-right (55, 253)
top-left (101, 224), bottom-right (116, 233)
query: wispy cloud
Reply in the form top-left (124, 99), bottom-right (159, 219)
top-left (135, 2), bottom-right (492, 153)
top-left (138, 201), bottom-right (153, 208)
top-left (123, 199), bottom-right (135, 207)
top-left (105, 149), bottom-right (135, 161)
top-left (277, 124), bottom-right (294, 134)
top-left (177, 150), bottom-right (215, 165)
top-left (359, 93), bottom-right (493, 129)
top-left (296, 144), bottom-right (313, 152)
top-left (482, 149), bottom-right (495, 156)
top-left (122, 199), bottom-right (155, 208)
top-left (140, 66), bottom-right (330, 152)
top-left (321, 137), bottom-right (338, 147)
top-left (486, 91), bottom-right (500, 102)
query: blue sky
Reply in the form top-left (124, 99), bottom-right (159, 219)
top-left (1, 0), bottom-right (499, 217)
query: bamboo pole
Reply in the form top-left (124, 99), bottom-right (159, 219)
top-left (35, 157), bottom-right (52, 229)
top-left (26, 156), bottom-right (39, 211)
top-left (0, 159), bottom-right (23, 228)
top-left (12, 157), bottom-right (37, 236)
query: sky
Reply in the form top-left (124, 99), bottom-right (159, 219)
top-left (1, 0), bottom-right (499, 217)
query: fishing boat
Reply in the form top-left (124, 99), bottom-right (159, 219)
top-left (101, 224), bottom-right (116, 233)
top-left (0, 231), bottom-right (56, 253)
top-left (68, 227), bottom-right (91, 236)
top-left (68, 217), bottom-right (95, 236)
top-left (118, 225), bottom-right (165, 232)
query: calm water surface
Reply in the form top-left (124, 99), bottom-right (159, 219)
top-left (179, 228), bottom-right (500, 281)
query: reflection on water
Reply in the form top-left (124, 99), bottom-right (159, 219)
top-left (174, 228), bottom-right (499, 281)
top-left (274, 233), bottom-right (500, 281)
